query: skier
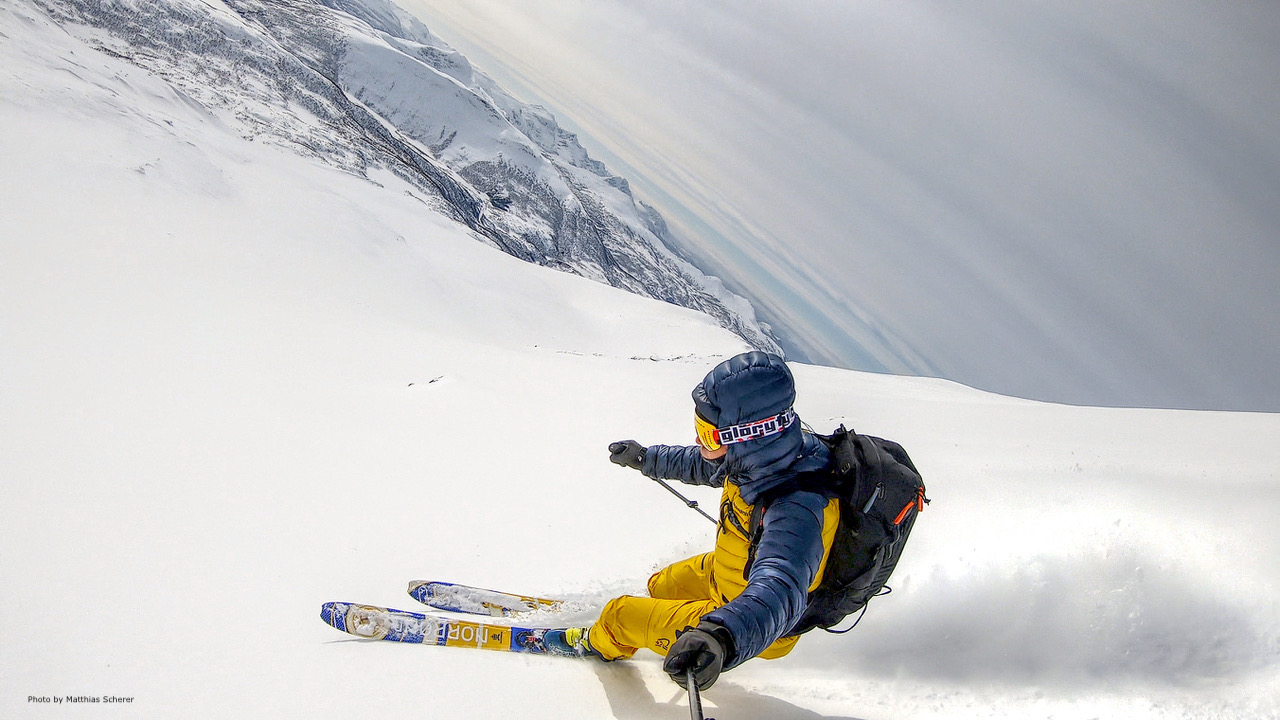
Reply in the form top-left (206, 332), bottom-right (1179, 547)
top-left (546, 351), bottom-right (840, 691)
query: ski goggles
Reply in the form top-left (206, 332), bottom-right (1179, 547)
top-left (695, 408), bottom-right (797, 452)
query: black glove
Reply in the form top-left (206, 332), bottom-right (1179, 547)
top-left (608, 440), bottom-right (646, 470)
top-left (663, 622), bottom-right (732, 691)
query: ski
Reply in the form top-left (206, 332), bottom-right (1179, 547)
top-left (406, 580), bottom-right (564, 617)
top-left (320, 601), bottom-right (585, 656)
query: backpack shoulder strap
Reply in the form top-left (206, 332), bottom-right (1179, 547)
top-left (741, 426), bottom-right (857, 578)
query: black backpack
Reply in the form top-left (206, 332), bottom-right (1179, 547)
top-left (749, 425), bottom-right (927, 636)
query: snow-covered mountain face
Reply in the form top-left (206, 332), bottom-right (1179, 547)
top-left (32, 0), bottom-right (779, 354)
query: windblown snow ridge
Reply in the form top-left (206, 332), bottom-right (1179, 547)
top-left (37, 0), bottom-right (779, 353)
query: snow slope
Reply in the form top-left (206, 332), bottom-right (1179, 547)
top-left (2, 2), bottom-right (1277, 718)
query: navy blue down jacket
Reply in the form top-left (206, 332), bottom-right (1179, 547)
top-left (640, 352), bottom-right (833, 667)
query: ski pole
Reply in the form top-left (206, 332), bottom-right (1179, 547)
top-left (686, 668), bottom-right (713, 720)
top-left (686, 669), bottom-right (702, 720)
top-left (653, 477), bottom-right (716, 525)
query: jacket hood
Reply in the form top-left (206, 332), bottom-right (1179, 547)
top-left (693, 352), bottom-right (827, 503)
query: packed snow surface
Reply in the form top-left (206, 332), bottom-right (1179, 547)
top-left (1, 2), bottom-right (1277, 718)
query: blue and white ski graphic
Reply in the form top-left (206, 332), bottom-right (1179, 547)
top-left (320, 601), bottom-right (578, 655)
top-left (406, 580), bottom-right (564, 617)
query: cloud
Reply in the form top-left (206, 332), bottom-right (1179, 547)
top-left (401, 0), bottom-right (1280, 410)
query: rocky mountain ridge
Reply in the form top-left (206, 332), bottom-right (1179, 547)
top-left (36, 0), bottom-right (779, 353)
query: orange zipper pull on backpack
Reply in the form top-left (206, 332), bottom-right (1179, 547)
top-left (893, 488), bottom-right (926, 526)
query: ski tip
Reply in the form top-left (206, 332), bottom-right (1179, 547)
top-left (320, 601), bottom-right (347, 631)
top-left (407, 580), bottom-right (439, 599)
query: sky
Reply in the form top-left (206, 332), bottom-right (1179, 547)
top-left (398, 0), bottom-right (1280, 412)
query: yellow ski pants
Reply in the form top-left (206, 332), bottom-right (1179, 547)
top-left (586, 552), bottom-right (801, 661)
